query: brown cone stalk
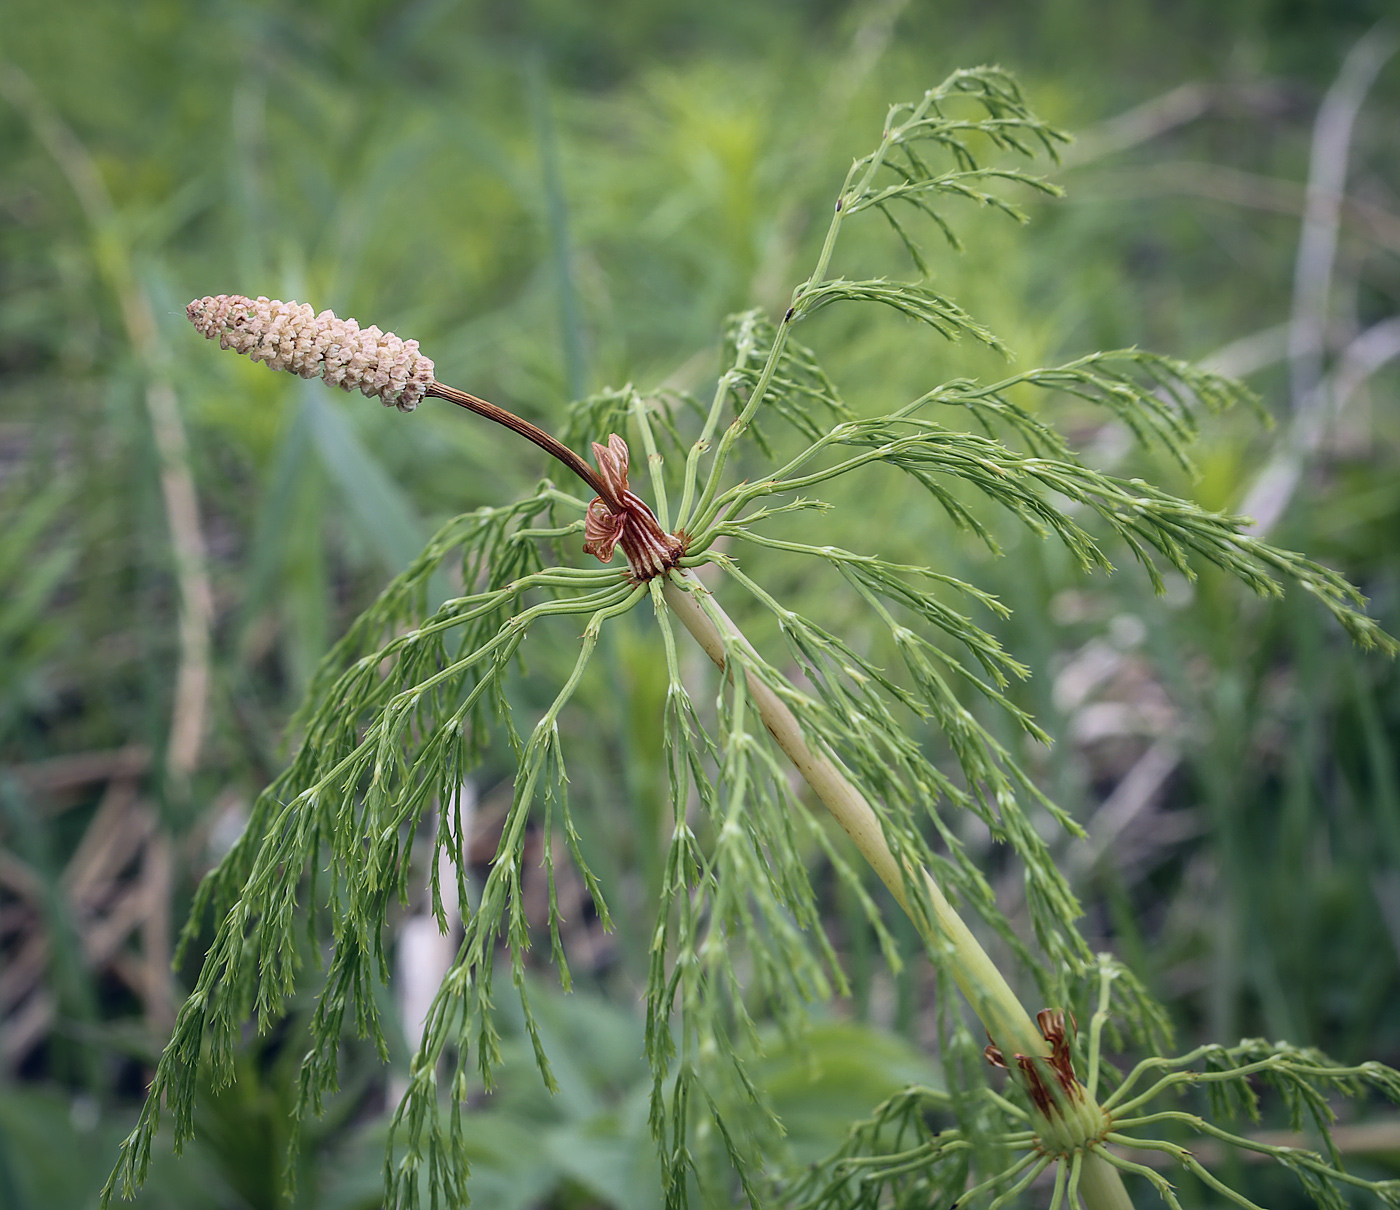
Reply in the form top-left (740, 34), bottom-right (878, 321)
top-left (187, 296), bottom-right (687, 578)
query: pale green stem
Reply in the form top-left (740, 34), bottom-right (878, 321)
top-left (856, 1140), bottom-right (979, 1181)
top-left (686, 437), bottom-right (909, 546)
top-left (984, 1088), bottom-right (1031, 1122)
top-left (1109, 1057), bottom-right (1286, 1117)
top-left (676, 313), bottom-right (761, 529)
top-left (1086, 963), bottom-right (1115, 1102)
top-left (1101, 1045), bottom-right (1221, 1110)
top-left (1078, 1151), bottom-right (1139, 1210)
top-left (1096, 1147), bottom-right (1185, 1210)
top-left (682, 100), bottom-right (923, 534)
top-left (957, 1149), bottom-right (1041, 1208)
top-left (1110, 1127), bottom-right (1383, 1205)
top-left (1048, 1156), bottom-right (1069, 1210)
top-left (629, 390), bottom-right (672, 531)
top-left (1109, 1110), bottom-right (1378, 1190)
top-left (1103, 1131), bottom-right (1188, 1152)
top-left (511, 522), bottom-right (586, 541)
top-left (661, 564), bottom-right (1139, 1210)
top-left (1067, 1150), bottom-right (1085, 1210)
top-left (1177, 1154), bottom-right (1269, 1210)
top-left (683, 313), bottom-right (798, 533)
top-left (987, 1156), bottom-right (1053, 1210)
top-left (539, 485), bottom-right (591, 512)
top-left (660, 566), bottom-right (1050, 1061)
top-left (835, 1139), bottom-right (968, 1170)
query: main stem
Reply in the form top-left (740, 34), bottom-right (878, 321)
top-left (662, 568), bottom-right (1135, 1210)
top-left (1079, 1153), bottom-right (1137, 1210)
top-left (662, 570), bottom-right (1045, 1058)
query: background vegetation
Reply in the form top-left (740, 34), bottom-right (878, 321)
top-left (1, 1), bottom-right (1398, 1207)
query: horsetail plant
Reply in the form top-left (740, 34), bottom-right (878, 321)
top-left (107, 67), bottom-right (1400, 1210)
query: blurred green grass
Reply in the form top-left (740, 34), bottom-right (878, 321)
top-left (2, 1), bottom-right (1398, 1206)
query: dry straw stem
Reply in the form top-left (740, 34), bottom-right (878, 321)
top-left (1287, 26), bottom-right (1396, 412)
top-left (0, 61), bottom-right (214, 789)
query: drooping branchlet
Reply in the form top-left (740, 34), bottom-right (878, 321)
top-left (186, 294), bottom-right (435, 411)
